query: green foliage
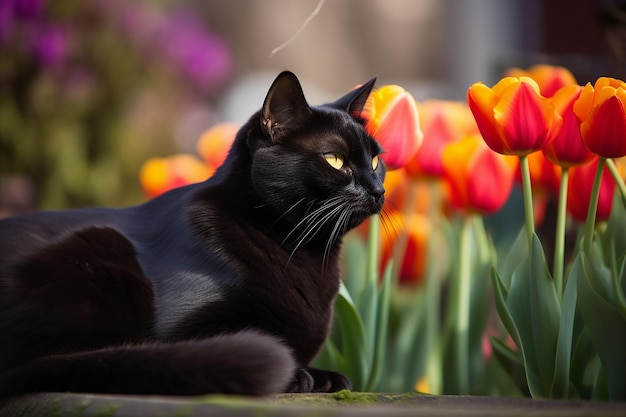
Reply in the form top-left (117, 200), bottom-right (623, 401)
top-left (492, 181), bottom-right (626, 401)
top-left (315, 214), bottom-right (509, 395)
top-left (314, 216), bottom-right (392, 392)
top-left (321, 161), bottom-right (626, 400)
top-left (0, 0), bottom-right (230, 209)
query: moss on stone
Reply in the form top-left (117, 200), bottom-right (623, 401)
top-left (92, 403), bottom-right (121, 417)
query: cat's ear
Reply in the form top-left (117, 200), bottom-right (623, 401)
top-left (261, 71), bottom-right (312, 142)
top-left (330, 77), bottom-right (377, 117)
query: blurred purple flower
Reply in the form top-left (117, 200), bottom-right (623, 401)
top-left (14, 0), bottom-right (45, 20)
top-left (33, 24), bottom-right (67, 67)
top-left (159, 12), bottom-right (231, 92)
top-left (0, 0), bottom-right (15, 43)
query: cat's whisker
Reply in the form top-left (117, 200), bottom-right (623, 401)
top-left (281, 196), bottom-right (344, 247)
top-left (267, 197), bottom-right (307, 229)
top-left (322, 205), bottom-right (352, 269)
top-left (379, 206), bottom-right (401, 243)
top-left (285, 197), bottom-right (348, 263)
top-left (288, 203), bottom-right (345, 257)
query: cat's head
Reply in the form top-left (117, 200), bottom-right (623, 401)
top-left (247, 71), bottom-right (385, 246)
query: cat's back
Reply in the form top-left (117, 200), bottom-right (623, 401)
top-left (0, 182), bottom-right (200, 266)
top-left (0, 206), bottom-right (133, 267)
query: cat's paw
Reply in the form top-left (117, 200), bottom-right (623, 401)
top-left (285, 367), bottom-right (352, 393)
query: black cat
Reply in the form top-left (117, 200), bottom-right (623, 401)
top-left (0, 71), bottom-right (385, 397)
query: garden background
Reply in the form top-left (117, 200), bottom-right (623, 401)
top-left (2, 0), bottom-right (625, 402)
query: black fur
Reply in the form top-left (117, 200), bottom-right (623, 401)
top-left (0, 71), bottom-right (385, 397)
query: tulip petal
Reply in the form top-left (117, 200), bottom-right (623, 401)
top-left (582, 96), bottom-right (626, 158)
top-left (543, 85), bottom-right (594, 167)
top-left (376, 96), bottom-right (422, 169)
top-left (467, 83), bottom-right (508, 154)
top-left (442, 135), bottom-right (516, 214)
top-left (573, 82), bottom-right (595, 121)
top-left (467, 149), bottom-right (517, 213)
top-left (494, 82), bottom-right (552, 154)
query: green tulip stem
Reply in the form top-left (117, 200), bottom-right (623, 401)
top-left (367, 213), bottom-right (381, 286)
top-left (606, 158), bottom-right (626, 209)
top-left (520, 155), bottom-right (535, 248)
top-left (553, 167), bottom-right (569, 299)
top-left (452, 215), bottom-right (472, 394)
top-left (583, 158), bottom-right (606, 254)
top-left (425, 180), bottom-right (443, 395)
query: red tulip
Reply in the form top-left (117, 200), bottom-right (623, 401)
top-left (380, 211), bottom-right (430, 285)
top-left (405, 100), bottom-right (479, 178)
top-left (542, 85), bottom-right (595, 167)
top-left (441, 134), bottom-right (518, 215)
top-left (567, 157), bottom-right (618, 222)
top-left (363, 85), bottom-right (423, 170)
top-left (467, 77), bottom-right (562, 156)
top-left (573, 77), bottom-right (626, 159)
top-left (505, 64), bottom-right (577, 98)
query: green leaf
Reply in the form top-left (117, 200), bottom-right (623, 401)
top-left (504, 254), bottom-right (545, 398)
top-left (392, 289), bottom-right (428, 391)
top-left (528, 234), bottom-right (560, 396)
top-left (601, 192), bottom-right (626, 261)
top-left (500, 228), bottom-right (529, 287)
top-left (550, 254), bottom-right (579, 398)
top-left (365, 260), bottom-right (392, 391)
top-left (358, 280), bottom-right (378, 366)
top-left (491, 267), bottom-right (537, 396)
top-left (334, 283), bottom-right (369, 390)
top-left (491, 268), bottom-right (515, 348)
top-left (585, 240), bottom-right (618, 306)
top-left (341, 233), bottom-right (368, 297)
top-left (609, 248), bottom-right (626, 322)
top-left (578, 252), bottom-right (626, 400)
top-left (312, 337), bottom-right (342, 371)
top-left (569, 313), bottom-right (600, 399)
top-left (490, 336), bottom-right (528, 396)
top-left (468, 217), bottom-right (494, 388)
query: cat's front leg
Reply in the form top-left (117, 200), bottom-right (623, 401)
top-left (286, 367), bottom-right (352, 393)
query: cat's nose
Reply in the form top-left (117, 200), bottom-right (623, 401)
top-left (361, 172), bottom-right (385, 203)
top-left (368, 182), bottom-right (385, 203)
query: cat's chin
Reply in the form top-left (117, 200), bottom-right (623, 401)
top-left (348, 207), bottom-right (384, 230)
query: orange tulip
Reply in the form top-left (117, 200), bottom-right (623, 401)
top-left (573, 77), bottom-right (626, 158)
top-left (505, 64), bottom-right (577, 97)
top-left (405, 100), bottom-right (479, 178)
top-left (363, 85), bottom-right (423, 170)
top-left (380, 211), bottom-right (430, 285)
top-left (381, 168), bottom-right (447, 216)
top-left (442, 134), bottom-right (518, 214)
top-left (197, 122), bottom-right (238, 168)
top-left (140, 154), bottom-right (212, 198)
top-left (467, 77), bottom-right (562, 156)
top-left (542, 85), bottom-right (595, 167)
top-left (567, 157), bottom-right (618, 222)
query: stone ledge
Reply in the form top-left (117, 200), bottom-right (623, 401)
top-left (1, 391), bottom-right (625, 417)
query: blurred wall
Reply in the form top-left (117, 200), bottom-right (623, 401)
top-left (198, 0), bottom-right (611, 103)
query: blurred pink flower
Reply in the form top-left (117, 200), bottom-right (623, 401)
top-left (33, 24), bottom-right (68, 67)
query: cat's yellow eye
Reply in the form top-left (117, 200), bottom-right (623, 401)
top-left (372, 155), bottom-right (379, 170)
top-left (324, 153), bottom-right (344, 170)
